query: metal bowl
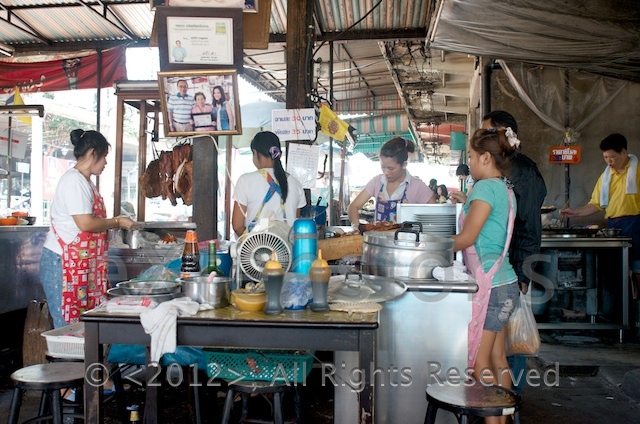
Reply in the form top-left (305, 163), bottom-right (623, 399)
top-left (116, 280), bottom-right (181, 295)
top-left (177, 276), bottom-right (230, 307)
top-left (601, 228), bottom-right (621, 237)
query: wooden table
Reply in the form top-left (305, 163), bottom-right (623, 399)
top-left (82, 306), bottom-right (378, 423)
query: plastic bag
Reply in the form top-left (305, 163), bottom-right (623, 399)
top-left (505, 291), bottom-right (541, 356)
top-left (281, 272), bottom-right (312, 310)
top-left (136, 264), bottom-right (178, 281)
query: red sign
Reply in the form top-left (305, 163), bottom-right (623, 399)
top-left (0, 48), bottom-right (126, 94)
top-left (549, 145), bottom-right (581, 164)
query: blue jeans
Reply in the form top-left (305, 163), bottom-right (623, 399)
top-left (39, 247), bottom-right (67, 329)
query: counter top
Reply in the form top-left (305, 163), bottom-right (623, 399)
top-left (541, 236), bottom-right (631, 248)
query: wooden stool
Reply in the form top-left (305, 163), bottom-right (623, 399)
top-left (8, 362), bottom-right (85, 424)
top-left (220, 380), bottom-right (301, 424)
top-left (425, 384), bottom-right (521, 424)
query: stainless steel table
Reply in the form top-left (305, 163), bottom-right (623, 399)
top-left (82, 307), bottom-right (378, 423)
top-left (537, 236), bottom-right (632, 339)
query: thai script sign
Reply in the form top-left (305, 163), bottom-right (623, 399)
top-left (549, 146), bottom-right (581, 164)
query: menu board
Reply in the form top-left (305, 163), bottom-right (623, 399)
top-left (286, 143), bottom-right (320, 189)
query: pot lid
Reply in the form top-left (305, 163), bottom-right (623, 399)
top-left (363, 228), bottom-right (454, 250)
top-left (328, 272), bottom-right (407, 303)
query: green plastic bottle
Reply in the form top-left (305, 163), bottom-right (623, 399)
top-left (201, 240), bottom-right (224, 276)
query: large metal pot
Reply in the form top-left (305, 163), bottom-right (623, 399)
top-left (361, 228), bottom-right (453, 279)
top-left (178, 276), bottom-right (231, 307)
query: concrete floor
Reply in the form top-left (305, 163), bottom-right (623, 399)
top-left (1, 331), bottom-right (639, 423)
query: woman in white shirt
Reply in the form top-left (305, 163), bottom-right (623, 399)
top-left (232, 131), bottom-right (306, 237)
top-left (39, 129), bottom-right (139, 328)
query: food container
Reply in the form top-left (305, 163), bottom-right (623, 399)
top-left (178, 276), bottom-right (230, 307)
top-left (0, 217), bottom-right (18, 226)
top-left (361, 228), bottom-right (454, 279)
top-left (116, 280), bottom-right (181, 295)
top-left (231, 289), bottom-right (267, 312)
top-left (41, 322), bottom-right (85, 359)
top-left (601, 228), bottom-right (621, 237)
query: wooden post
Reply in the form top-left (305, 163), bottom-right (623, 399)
top-left (192, 135), bottom-right (217, 240)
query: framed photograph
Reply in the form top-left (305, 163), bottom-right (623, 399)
top-left (158, 69), bottom-right (242, 137)
top-left (155, 6), bottom-right (243, 72)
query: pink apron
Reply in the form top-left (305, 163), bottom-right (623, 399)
top-left (459, 183), bottom-right (515, 370)
top-left (54, 181), bottom-right (109, 324)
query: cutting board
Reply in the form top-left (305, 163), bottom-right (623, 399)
top-left (318, 235), bottom-right (364, 261)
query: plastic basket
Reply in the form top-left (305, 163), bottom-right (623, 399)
top-left (41, 322), bottom-right (85, 359)
top-left (204, 349), bottom-right (314, 383)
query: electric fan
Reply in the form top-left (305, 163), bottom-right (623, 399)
top-left (233, 219), bottom-right (292, 284)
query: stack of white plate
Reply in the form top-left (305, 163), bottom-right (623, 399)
top-left (412, 213), bottom-right (456, 236)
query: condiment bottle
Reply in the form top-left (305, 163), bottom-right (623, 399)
top-left (180, 230), bottom-right (200, 279)
top-left (309, 249), bottom-right (331, 312)
top-left (262, 251), bottom-right (285, 315)
top-left (201, 239), bottom-right (224, 276)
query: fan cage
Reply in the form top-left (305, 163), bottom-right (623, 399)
top-left (238, 232), bottom-right (292, 282)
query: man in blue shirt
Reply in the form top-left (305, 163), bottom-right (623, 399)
top-left (167, 79), bottom-right (194, 133)
top-left (172, 40), bottom-right (187, 62)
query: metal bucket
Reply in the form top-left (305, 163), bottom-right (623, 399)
top-left (178, 276), bottom-right (231, 307)
top-left (361, 228), bottom-right (454, 279)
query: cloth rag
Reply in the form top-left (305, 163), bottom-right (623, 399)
top-left (600, 154), bottom-right (638, 208)
top-left (432, 260), bottom-right (476, 282)
top-left (140, 297), bottom-right (199, 363)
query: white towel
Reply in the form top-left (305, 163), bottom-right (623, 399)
top-left (432, 260), bottom-right (476, 282)
top-left (600, 154), bottom-right (638, 208)
top-left (139, 297), bottom-right (200, 363)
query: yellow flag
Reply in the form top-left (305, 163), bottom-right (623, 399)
top-left (319, 104), bottom-right (348, 141)
top-left (9, 86), bottom-right (32, 126)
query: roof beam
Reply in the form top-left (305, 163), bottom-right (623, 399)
top-left (74, 0), bottom-right (136, 40)
top-left (270, 29), bottom-right (427, 43)
top-left (0, 4), bottom-right (50, 44)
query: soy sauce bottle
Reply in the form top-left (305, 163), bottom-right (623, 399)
top-left (180, 230), bottom-right (200, 278)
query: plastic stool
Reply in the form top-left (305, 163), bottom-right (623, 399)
top-left (425, 383), bottom-right (521, 424)
top-left (220, 380), bottom-right (301, 424)
top-left (8, 362), bottom-right (85, 424)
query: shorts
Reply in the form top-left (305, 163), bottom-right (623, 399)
top-left (483, 282), bottom-right (520, 332)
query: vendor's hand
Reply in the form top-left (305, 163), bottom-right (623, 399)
top-left (448, 191), bottom-right (467, 204)
top-left (559, 207), bottom-right (576, 218)
top-left (117, 215), bottom-right (142, 230)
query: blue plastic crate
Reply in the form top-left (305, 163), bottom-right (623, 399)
top-left (204, 349), bottom-right (314, 383)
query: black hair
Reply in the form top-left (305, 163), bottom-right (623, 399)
top-left (250, 131), bottom-right (289, 201)
top-left (194, 91), bottom-right (207, 102)
top-left (437, 184), bottom-right (448, 197)
top-left (469, 128), bottom-right (516, 174)
top-left (456, 164), bottom-right (469, 176)
top-left (482, 110), bottom-right (518, 134)
top-left (69, 129), bottom-right (110, 160)
top-left (599, 133), bottom-right (627, 153)
top-left (379, 137), bottom-right (415, 164)
top-left (212, 85), bottom-right (227, 107)
top-left (429, 178), bottom-right (437, 187)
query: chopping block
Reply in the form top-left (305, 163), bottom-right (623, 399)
top-left (318, 234), bottom-right (363, 261)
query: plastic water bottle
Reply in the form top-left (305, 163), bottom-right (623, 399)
top-left (291, 218), bottom-right (318, 275)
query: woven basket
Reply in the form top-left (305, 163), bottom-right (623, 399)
top-left (204, 349), bottom-right (313, 383)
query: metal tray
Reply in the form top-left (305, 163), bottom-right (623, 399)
top-left (116, 280), bottom-right (181, 295)
top-left (328, 272), bottom-right (407, 303)
top-left (106, 287), bottom-right (184, 303)
top-left (542, 227), bottom-right (599, 237)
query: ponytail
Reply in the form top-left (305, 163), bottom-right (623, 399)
top-left (250, 131), bottom-right (289, 201)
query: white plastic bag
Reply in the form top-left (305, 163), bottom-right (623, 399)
top-left (505, 291), bottom-right (541, 355)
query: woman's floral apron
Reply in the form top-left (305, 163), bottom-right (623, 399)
top-left (375, 182), bottom-right (408, 222)
top-left (53, 181), bottom-right (109, 324)
top-left (459, 183), bottom-right (515, 370)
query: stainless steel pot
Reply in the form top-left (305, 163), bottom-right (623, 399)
top-left (178, 276), bottom-right (230, 307)
top-left (361, 228), bottom-right (453, 279)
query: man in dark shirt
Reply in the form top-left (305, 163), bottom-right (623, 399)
top-left (482, 110), bottom-right (547, 394)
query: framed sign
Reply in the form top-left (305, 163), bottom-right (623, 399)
top-left (155, 7), bottom-right (243, 72)
top-left (549, 145), bottom-right (581, 164)
top-left (158, 69), bottom-right (242, 137)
